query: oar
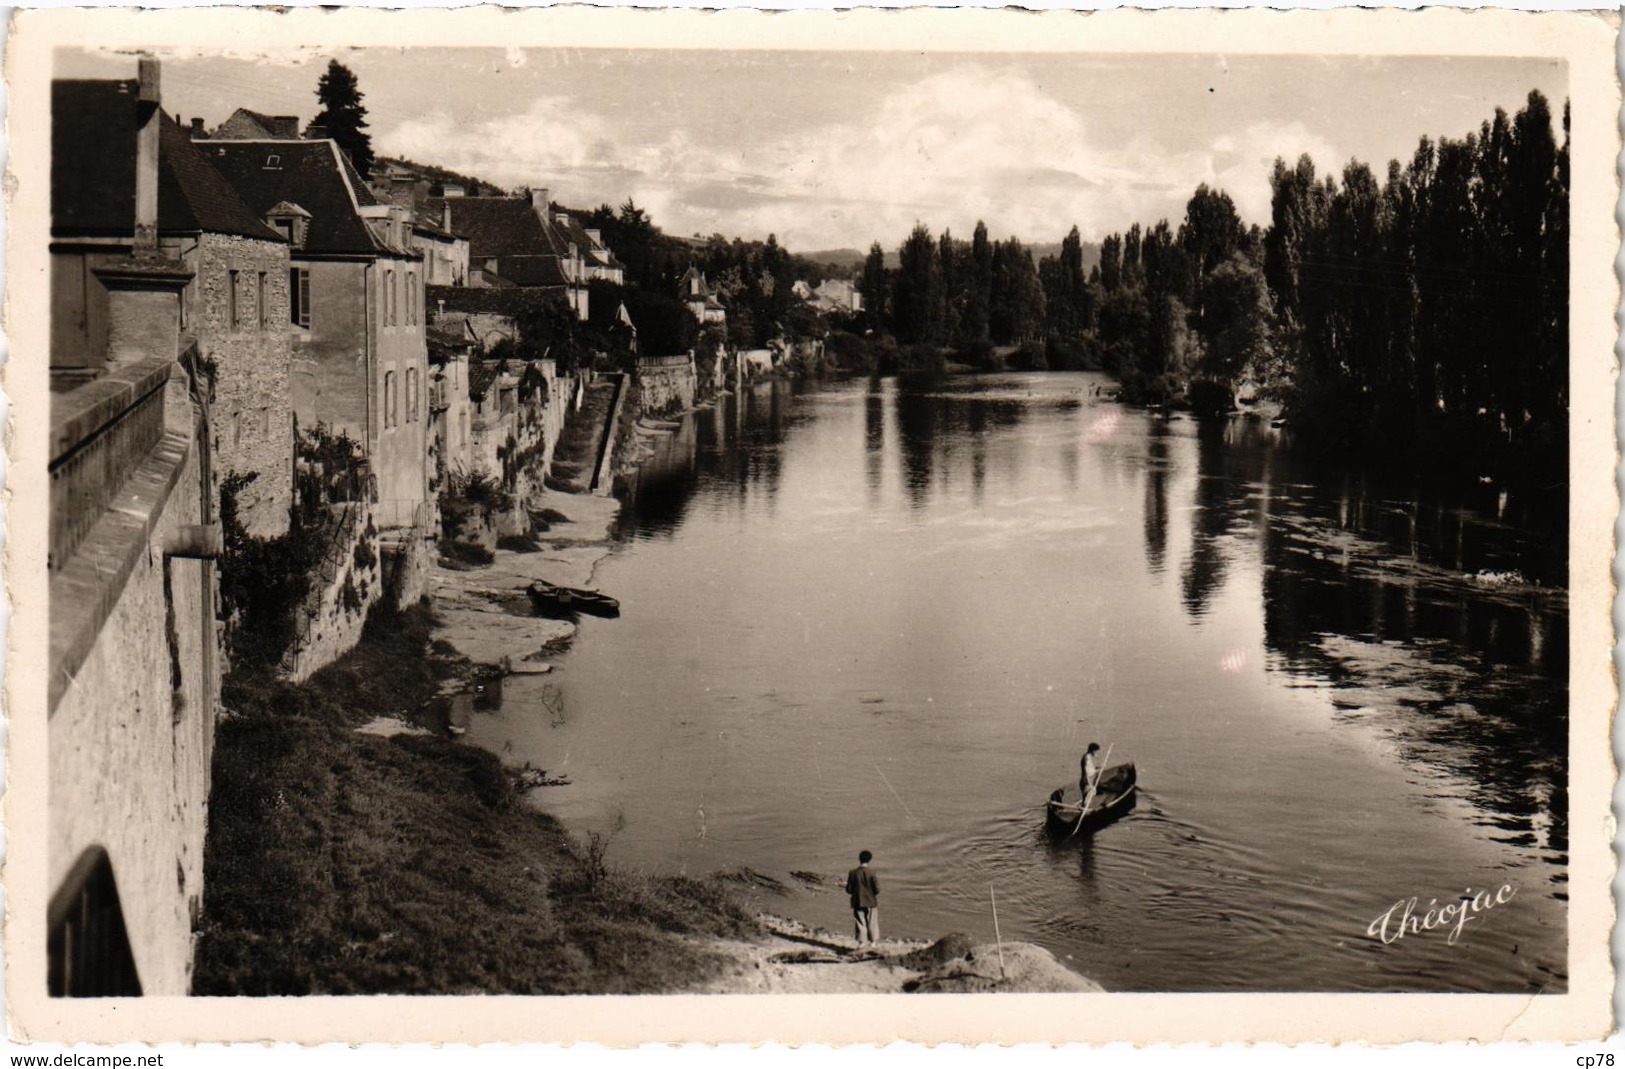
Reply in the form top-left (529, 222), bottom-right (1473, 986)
top-left (1070, 743), bottom-right (1113, 838)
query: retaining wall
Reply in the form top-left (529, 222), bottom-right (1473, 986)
top-left (279, 502), bottom-right (383, 683)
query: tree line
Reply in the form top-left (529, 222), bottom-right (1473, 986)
top-left (859, 89), bottom-right (1569, 472)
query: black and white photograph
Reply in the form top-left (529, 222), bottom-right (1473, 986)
top-left (9, 4), bottom-right (1618, 1048)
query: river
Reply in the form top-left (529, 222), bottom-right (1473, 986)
top-left (466, 372), bottom-right (1567, 993)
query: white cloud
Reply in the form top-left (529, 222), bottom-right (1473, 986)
top-left (378, 66), bottom-right (1343, 252)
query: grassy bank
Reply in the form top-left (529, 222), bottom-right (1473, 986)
top-left (194, 603), bottom-right (755, 995)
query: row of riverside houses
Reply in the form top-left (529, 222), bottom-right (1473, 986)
top-left (45, 58), bottom-right (633, 996)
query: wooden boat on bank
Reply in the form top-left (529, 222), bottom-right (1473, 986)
top-left (527, 580), bottom-right (621, 619)
top-left (1044, 763), bottom-right (1137, 836)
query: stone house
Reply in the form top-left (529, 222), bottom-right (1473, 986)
top-left (47, 59), bottom-right (220, 997)
top-left (200, 138), bottom-right (432, 537)
top-left (424, 188), bottom-right (622, 320)
top-left (53, 78), bottom-right (295, 537)
top-left (208, 106), bottom-right (301, 141)
top-left (369, 163), bottom-right (471, 286)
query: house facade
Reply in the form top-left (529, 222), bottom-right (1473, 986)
top-left (425, 188), bottom-right (623, 320)
top-left (679, 267), bottom-right (727, 324)
top-left (201, 139), bottom-right (432, 534)
top-left (53, 79), bottom-right (295, 537)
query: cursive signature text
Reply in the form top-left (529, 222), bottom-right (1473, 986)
top-left (1366, 883), bottom-right (1516, 947)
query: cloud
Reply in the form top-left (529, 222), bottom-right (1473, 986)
top-left (377, 66), bottom-right (1342, 252)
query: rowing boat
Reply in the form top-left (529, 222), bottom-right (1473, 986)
top-left (1044, 762), bottom-right (1137, 835)
top-left (527, 580), bottom-right (621, 619)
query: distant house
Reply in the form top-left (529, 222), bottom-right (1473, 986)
top-left (679, 267), bottom-right (726, 325)
top-left (426, 320), bottom-right (476, 490)
top-left (209, 106), bottom-right (301, 140)
top-left (52, 78), bottom-right (295, 537)
top-left (423, 188), bottom-right (623, 319)
top-left (370, 161), bottom-right (471, 286)
top-left (808, 278), bottom-right (862, 315)
top-left (201, 137), bottom-right (431, 535)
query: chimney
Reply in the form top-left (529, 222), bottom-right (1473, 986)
top-left (190, 117), bottom-right (205, 139)
top-left (442, 201), bottom-right (452, 232)
top-left (134, 56), bottom-right (162, 252)
top-left (531, 187), bottom-right (550, 215)
top-left (96, 57), bottom-right (194, 365)
top-left (306, 124), bottom-right (328, 141)
top-left (442, 183), bottom-right (465, 198)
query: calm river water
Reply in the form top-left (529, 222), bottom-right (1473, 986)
top-left (468, 372), bottom-right (1567, 993)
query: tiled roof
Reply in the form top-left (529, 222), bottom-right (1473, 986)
top-left (424, 196), bottom-right (561, 261)
top-left (199, 139), bottom-right (384, 256)
top-left (427, 285), bottom-right (570, 317)
top-left (679, 267), bottom-right (715, 298)
top-left (496, 254), bottom-right (570, 288)
top-left (219, 108), bottom-right (301, 139)
top-left (52, 80), bottom-right (285, 243)
top-left (555, 213), bottom-right (598, 253)
top-left (467, 358), bottom-right (503, 402)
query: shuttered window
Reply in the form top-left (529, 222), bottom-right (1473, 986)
top-left (289, 268), bottom-right (311, 329)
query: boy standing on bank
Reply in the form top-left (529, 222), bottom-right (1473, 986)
top-left (846, 850), bottom-right (880, 945)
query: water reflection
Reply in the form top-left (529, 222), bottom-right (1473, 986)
top-left (1143, 422), bottom-right (1170, 576)
top-left (579, 373), bottom-right (1567, 992)
top-left (864, 379), bottom-right (885, 503)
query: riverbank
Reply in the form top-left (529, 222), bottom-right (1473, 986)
top-left (196, 461), bottom-right (1104, 994)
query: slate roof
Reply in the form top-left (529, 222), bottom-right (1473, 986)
top-left (52, 80), bottom-right (285, 243)
top-left (424, 196), bottom-right (561, 261)
top-left (497, 254), bottom-right (569, 288)
top-left (427, 285), bottom-right (570, 317)
top-left (679, 267), bottom-right (716, 299)
top-left (199, 139), bottom-right (391, 256)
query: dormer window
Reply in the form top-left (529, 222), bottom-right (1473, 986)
top-left (263, 154), bottom-right (282, 170)
top-left (264, 201), bottom-right (312, 250)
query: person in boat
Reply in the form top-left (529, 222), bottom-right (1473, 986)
top-left (845, 850), bottom-right (880, 946)
top-left (1080, 743), bottom-right (1102, 799)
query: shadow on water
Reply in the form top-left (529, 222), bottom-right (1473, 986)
top-left (1160, 414), bottom-right (1570, 857)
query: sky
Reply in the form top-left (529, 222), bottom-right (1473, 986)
top-left (58, 47), bottom-right (1566, 253)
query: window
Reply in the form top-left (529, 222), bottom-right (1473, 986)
top-left (384, 269), bottom-right (395, 326)
top-left (257, 272), bottom-right (268, 330)
top-left (408, 272), bottom-right (418, 325)
top-left (406, 368), bottom-right (419, 423)
top-left (227, 270), bottom-right (240, 330)
top-left (290, 268), bottom-right (311, 329)
top-left (383, 371), bottom-right (397, 428)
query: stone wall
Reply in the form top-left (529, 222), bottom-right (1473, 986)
top-left (635, 354), bottom-right (696, 416)
top-left (380, 520), bottom-right (433, 610)
top-left (279, 502), bottom-right (383, 684)
top-left (188, 232), bottom-right (293, 538)
top-left (50, 361), bottom-right (217, 996)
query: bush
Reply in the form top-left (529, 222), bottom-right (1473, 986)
top-left (219, 473), bottom-right (327, 671)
